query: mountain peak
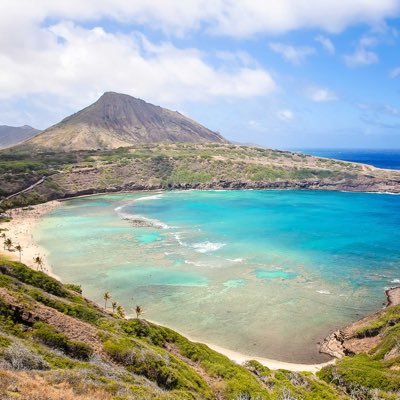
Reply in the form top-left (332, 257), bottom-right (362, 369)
top-left (20, 92), bottom-right (227, 151)
top-left (0, 125), bottom-right (40, 149)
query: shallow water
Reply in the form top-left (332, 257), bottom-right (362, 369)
top-left (35, 190), bottom-right (400, 363)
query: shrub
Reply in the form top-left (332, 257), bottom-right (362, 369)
top-left (0, 261), bottom-right (68, 297)
top-left (103, 338), bottom-right (209, 393)
top-left (33, 323), bottom-right (93, 361)
top-left (29, 289), bottom-right (100, 324)
top-left (65, 283), bottom-right (82, 294)
top-left (3, 343), bottom-right (49, 370)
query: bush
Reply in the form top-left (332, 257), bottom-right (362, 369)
top-left (33, 323), bottom-right (93, 361)
top-left (3, 343), bottom-right (49, 370)
top-left (29, 289), bottom-right (100, 324)
top-left (0, 261), bottom-right (68, 297)
top-left (103, 338), bottom-right (209, 392)
top-left (65, 283), bottom-right (82, 294)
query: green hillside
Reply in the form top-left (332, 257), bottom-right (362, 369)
top-left (0, 256), bottom-right (399, 399)
top-left (1, 144), bottom-right (399, 209)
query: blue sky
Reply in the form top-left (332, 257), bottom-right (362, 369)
top-left (1, 1), bottom-right (400, 148)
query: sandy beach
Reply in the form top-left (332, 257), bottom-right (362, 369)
top-left (142, 316), bottom-right (334, 373)
top-left (0, 200), bottom-right (62, 279)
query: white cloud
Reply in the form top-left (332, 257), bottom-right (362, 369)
top-left (269, 43), bottom-right (315, 64)
top-left (307, 87), bottom-right (338, 102)
top-left (209, 1), bottom-right (400, 37)
top-left (344, 35), bottom-right (379, 67)
top-left (315, 35), bottom-right (335, 54)
top-left (0, 0), bottom-right (399, 40)
top-left (344, 48), bottom-right (378, 66)
top-left (389, 67), bottom-right (400, 78)
top-left (0, 21), bottom-right (277, 108)
top-left (277, 109), bottom-right (294, 121)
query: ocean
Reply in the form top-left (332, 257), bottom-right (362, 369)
top-left (35, 190), bottom-right (400, 363)
top-left (295, 149), bottom-right (400, 170)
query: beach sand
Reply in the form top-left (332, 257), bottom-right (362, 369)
top-left (1, 199), bottom-right (334, 372)
top-left (0, 200), bottom-right (61, 279)
top-left (143, 316), bottom-right (334, 372)
top-left (204, 342), bottom-right (334, 373)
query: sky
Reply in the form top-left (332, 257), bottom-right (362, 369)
top-left (1, 1), bottom-right (400, 149)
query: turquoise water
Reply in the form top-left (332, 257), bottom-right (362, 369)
top-left (35, 190), bottom-right (400, 363)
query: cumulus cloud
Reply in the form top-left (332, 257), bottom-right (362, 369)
top-left (307, 87), bottom-right (338, 102)
top-left (0, 0), bottom-right (399, 40)
top-left (269, 43), bottom-right (315, 65)
top-left (0, 20), bottom-right (276, 108)
top-left (277, 109), bottom-right (294, 121)
top-left (315, 35), bottom-right (335, 54)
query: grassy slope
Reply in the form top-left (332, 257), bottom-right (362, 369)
top-left (0, 256), bottom-right (345, 400)
top-left (1, 144), bottom-right (399, 205)
top-left (318, 305), bottom-right (400, 399)
top-left (0, 256), bottom-right (399, 399)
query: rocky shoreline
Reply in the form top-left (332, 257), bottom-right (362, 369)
top-left (320, 286), bottom-right (400, 359)
top-left (41, 177), bottom-right (400, 203)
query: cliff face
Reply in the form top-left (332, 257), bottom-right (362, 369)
top-left (21, 92), bottom-right (227, 151)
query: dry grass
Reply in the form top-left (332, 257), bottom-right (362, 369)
top-left (0, 370), bottom-right (113, 400)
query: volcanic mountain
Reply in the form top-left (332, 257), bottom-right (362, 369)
top-left (0, 125), bottom-right (40, 149)
top-left (23, 92), bottom-right (227, 151)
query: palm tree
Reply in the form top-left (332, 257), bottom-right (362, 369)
top-left (33, 256), bottom-right (43, 271)
top-left (103, 292), bottom-right (111, 310)
top-left (135, 305), bottom-right (144, 319)
top-left (4, 238), bottom-right (12, 251)
top-left (111, 301), bottom-right (117, 314)
top-left (116, 305), bottom-right (125, 318)
top-left (15, 244), bottom-right (22, 261)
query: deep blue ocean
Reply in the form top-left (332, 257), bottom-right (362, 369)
top-left (294, 149), bottom-right (400, 170)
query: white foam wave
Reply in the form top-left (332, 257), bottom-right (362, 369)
top-left (391, 278), bottom-right (400, 284)
top-left (316, 290), bottom-right (331, 295)
top-left (227, 258), bottom-right (244, 263)
top-left (114, 203), bottom-right (170, 229)
top-left (135, 193), bottom-right (164, 202)
top-left (193, 241), bottom-right (226, 253)
top-left (173, 233), bottom-right (187, 246)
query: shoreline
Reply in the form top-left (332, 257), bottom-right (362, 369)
top-left (320, 285), bottom-right (400, 359)
top-left (0, 195), bottom-right (398, 373)
top-left (0, 200), bottom-right (62, 279)
top-left (1, 196), bottom-right (334, 372)
top-left (385, 286), bottom-right (400, 307)
top-left (142, 316), bottom-right (334, 373)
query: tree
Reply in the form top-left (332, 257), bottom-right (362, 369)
top-left (103, 292), bottom-right (111, 310)
top-left (116, 305), bottom-right (125, 318)
top-left (15, 244), bottom-right (22, 261)
top-left (4, 238), bottom-right (12, 251)
top-left (135, 305), bottom-right (144, 319)
top-left (111, 301), bottom-right (117, 314)
top-left (33, 256), bottom-right (43, 271)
